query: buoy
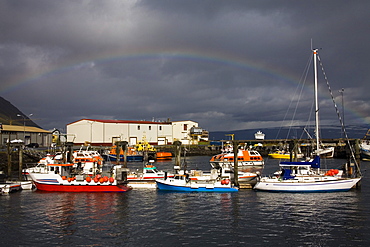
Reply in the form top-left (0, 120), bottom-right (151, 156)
top-left (62, 176), bottom-right (67, 180)
top-left (96, 174), bottom-right (102, 179)
top-left (109, 177), bottom-right (114, 183)
top-left (86, 176), bottom-right (92, 183)
top-left (221, 179), bottom-right (226, 185)
top-left (67, 177), bottom-right (72, 182)
top-left (103, 176), bottom-right (109, 182)
top-left (99, 177), bottom-right (105, 183)
top-left (93, 177), bottom-right (99, 183)
top-left (225, 179), bottom-right (230, 185)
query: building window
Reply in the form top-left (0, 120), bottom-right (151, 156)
top-left (149, 126), bottom-right (151, 130)
top-left (184, 124), bottom-right (187, 131)
top-left (159, 126), bottom-right (162, 131)
top-left (138, 125), bottom-right (140, 130)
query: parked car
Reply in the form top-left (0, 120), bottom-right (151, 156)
top-left (26, 143), bottom-right (39, 148)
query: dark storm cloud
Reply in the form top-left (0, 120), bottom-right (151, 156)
top-left (0, 0), bottom-right (369, 132)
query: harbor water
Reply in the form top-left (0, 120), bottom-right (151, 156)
top-left (1, 156), bottom-right (370, 246)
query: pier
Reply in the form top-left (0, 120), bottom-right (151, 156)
top-left (206, 138), bottom-right (356, 158)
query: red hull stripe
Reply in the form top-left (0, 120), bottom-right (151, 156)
top-left (34, 182), bottom-right (132, 192)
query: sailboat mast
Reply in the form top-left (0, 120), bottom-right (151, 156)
top-left (313, 49), bottom-right (320, 154)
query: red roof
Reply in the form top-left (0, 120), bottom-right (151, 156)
top-left (67, 119), bottom-right (172, 126)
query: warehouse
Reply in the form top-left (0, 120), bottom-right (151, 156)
top-left (66, 119), bottom-right (207, 146)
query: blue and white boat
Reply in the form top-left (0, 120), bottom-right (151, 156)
top-left (156, 174), bottom-right (238, 192)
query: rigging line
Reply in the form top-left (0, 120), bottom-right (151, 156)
top-left (301, 57), bottom-right (315, 141)
top-left (288, 54), bottom-right (312, 141)
top-left (277, 54), bottom-right (312, 141)
top-left (316, 53), bottom-right (361, 176)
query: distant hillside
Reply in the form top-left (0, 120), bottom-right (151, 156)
top-left (0, 96), bottom-right (40, 128)
top-left (209, 125), bottom-right (370, 141)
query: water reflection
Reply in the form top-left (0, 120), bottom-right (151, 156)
top-left (255, 191), bottom-right (365, 246)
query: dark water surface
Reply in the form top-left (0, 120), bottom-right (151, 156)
top-left (1, 156), bottom-right (370, 246)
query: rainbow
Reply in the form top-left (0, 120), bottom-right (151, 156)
top-left (1, 49), bottom-right (368, 125)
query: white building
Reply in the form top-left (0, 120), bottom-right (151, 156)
top-left (66, 119), bottom-right (206, 146)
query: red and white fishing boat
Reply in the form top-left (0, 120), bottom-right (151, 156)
top-left (27, 148), bottom-right (131, 192)
top-left (24, 146), bottom-right (105, 179)
top-left (28, 163), bottom-right (132, 192)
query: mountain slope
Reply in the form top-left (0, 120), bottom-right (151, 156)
top-left (0, 96), bottom-right (40, 128)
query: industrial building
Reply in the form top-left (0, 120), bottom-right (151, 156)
top-left (66, 119), bottom-right (208, 146)
top-left (0, 124), bottom-right (52, 147)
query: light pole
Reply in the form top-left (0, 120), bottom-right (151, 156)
top-left (17, 113), bottom-right (33, 143)
top-left (339, 88), bottom-right (345, 138)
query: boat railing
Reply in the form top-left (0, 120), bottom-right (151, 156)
top-left (26, 164), bottom-right (49, 174)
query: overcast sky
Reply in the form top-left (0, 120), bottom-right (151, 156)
top-left (1, 0), bottom-right (369, 133)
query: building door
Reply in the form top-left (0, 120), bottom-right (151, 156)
top-left (158, 137), bottom-right (166, 145)
top-left (129, 137), bottom-right (137, 146)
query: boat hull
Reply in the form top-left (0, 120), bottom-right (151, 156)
top-left (33, 182), bottom-right (132, 192)
top-left (127, 180), bottom-right (157, 189)
top-left (0, 183), bottom-right (22, 194)
top-left (360, 143), bottom-right (370, 160)
top-left (268, 153), bottom-right (304, 159)
top-left (156, 180), bottom-right (238, 192)
top-left (156, 152), bottom-right (172, 160)
top-left (254, 178), bottom-right (361, 193)
top-left (105, 154), bottom-right (144, 162)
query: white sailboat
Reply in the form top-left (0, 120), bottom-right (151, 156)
top-left (254, 48), bottom-right (361, 192)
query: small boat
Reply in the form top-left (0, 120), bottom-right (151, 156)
top-left (304, 128), bottom-right (335, 158)
top-left (27, 163), bottom-right (132, 192)
top-left (360, 129), bottom-right (370, 160)
top-left (104, 145), bottom-right (144, 162)
top-left (1, 170), bottom-right (33, 191)
top-left (210, 144), bottom-right (264, 167)
top-left (254, 131), bottom-right (265, 140)
top-left (156, 174), bottom-right (238, 192)
top-left (156, 151), bottom-right (172, 160)
top-left (0, 183), bottom-right (22, 195)
top-left (126, 161), bottom-right (174, 189)
top-left (254, 156), bottom-right (361, 192)
top-left (314, 146), bottom-right (335, 158)
top-left (5, 181), bottom-right (33, 190)
top-left (268, 150), bottom-right (304, 159)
